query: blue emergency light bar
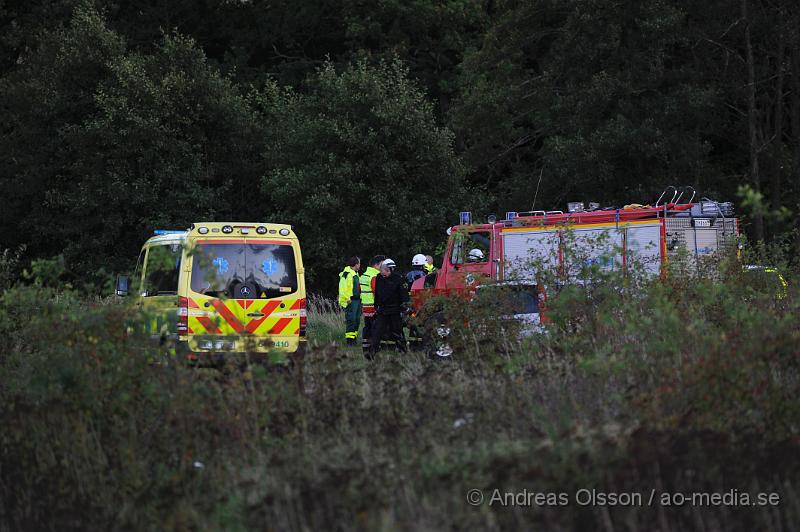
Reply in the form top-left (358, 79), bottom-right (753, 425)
top-left (459, 211), bottom-right (472, 225)
top-left (153, 230), bottom-right (186, 235)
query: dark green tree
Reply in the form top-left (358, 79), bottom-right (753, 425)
top-left (452, 0), bottom-right (730, 211)
top-left (257, 59), bottom-right (469, 289)
top-left (0, 3), bottom-right (125, 259)
top-left (95, 0), bottom-right (349, 86)
top-left (56, 32), bottom-right (265, 274)
top-left (342, 0), bottom-right (488, 115)
top-left (1, 4), bottom-right (265, 277)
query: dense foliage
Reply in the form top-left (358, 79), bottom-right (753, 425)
top-left (2, 0), bottom-right (800, 291)
top-left (1, 259), bottom-right (798, 529)
top-left (2, 4), bottom-right (799, 529)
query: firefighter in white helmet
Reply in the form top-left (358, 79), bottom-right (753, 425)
top-left (467, 248), bottom-right (485, 262)
top-left (406, 254), bottom-right (427, 286)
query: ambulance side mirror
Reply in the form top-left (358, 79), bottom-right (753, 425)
top-left (115, 275), bottom-right (130, 297)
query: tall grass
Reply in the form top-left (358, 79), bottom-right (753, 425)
top-left (1, 256), bottom-right (799, 530)
top-left (306, 293), bottom-right (345, 345)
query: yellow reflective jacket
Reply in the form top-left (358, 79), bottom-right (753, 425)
top-left (359, 266), bottom-right (379, 306)
top-left (338, 266), bottom-right (360, 308)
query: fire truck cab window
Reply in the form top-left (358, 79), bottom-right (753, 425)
top-left (451, 231), bottom-right (491, 264)
top-left (143, 244), bottom-right (182, 296)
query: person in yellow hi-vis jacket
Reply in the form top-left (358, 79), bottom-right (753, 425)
top-left (338, 256), bottom-right (362, 345)
top-left (424, 254), bottom-right (437, 274)
top-left (359, 255), bottom-right (385, 353)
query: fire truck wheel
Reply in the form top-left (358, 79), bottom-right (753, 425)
top-left (423, 312), bottom-right (453, 359)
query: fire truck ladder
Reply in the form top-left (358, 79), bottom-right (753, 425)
top-left (655, 185), bottom-right (678, 208)
top-left (674, 186), bottom-right (696, 205)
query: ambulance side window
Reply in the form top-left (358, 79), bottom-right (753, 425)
top-left (143, 244), bottom-right (182, 296)
top-left (133, 249), bottom-right (145, 295)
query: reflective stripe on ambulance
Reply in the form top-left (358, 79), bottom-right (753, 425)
top-left (187, 297), bottom-right (302, 336)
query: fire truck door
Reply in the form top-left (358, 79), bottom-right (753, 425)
top-left (447, 230), bottom-right (493, 288)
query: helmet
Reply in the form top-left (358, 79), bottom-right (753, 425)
top-left (382, 258), bottom-right (396, 269)
top-left (412, 254), bottom-right (427, 266)
top-left (467, 248), bottom-right (484, 261)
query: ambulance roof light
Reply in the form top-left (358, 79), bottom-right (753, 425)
top-left (153, 230), bottom-right (185, 235)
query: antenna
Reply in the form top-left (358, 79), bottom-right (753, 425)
top-left (531, 167), bottom-right (544, 211)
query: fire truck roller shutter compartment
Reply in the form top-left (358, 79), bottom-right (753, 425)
top-left (625, 223), bottom-right (662, 275)
top-left (566, 226), bottom-right (624, 278)
top-left (501, 229), bottom-right (559, 280)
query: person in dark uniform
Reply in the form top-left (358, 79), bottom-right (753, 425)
top-left (371, 258), bottom-right (409, 355)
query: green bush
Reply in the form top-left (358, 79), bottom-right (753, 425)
top-left (1, 256), bottom-right (799, 530)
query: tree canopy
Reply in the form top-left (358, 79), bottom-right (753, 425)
top-left (1, 0), bottom-right (799, 292)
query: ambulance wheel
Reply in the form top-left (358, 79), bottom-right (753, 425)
top-left (423, 312), bottom-right (453, 359)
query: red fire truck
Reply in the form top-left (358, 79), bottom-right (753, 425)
top-left (410, 187), bottom-right (739, 323)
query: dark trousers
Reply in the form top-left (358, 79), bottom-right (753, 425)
top-left (362, 315), bottom-right (375, 350)
top-left (344, 300), bottom-right (362, 343)
top-left (371, 312), bottom-right (406, 353)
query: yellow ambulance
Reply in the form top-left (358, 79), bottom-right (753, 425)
top-left (116, 222), bottom-right (307, 363)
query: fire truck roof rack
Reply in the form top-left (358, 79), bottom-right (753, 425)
top-left (493, 188), bottom-right (724, 228)
top-left (516, 210), bottom-right (564, 217)
top-left (498, 203), bottom-right (700, 227)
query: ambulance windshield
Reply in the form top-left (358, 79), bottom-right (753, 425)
top-left (191, 242), bottom-right (298, 299)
